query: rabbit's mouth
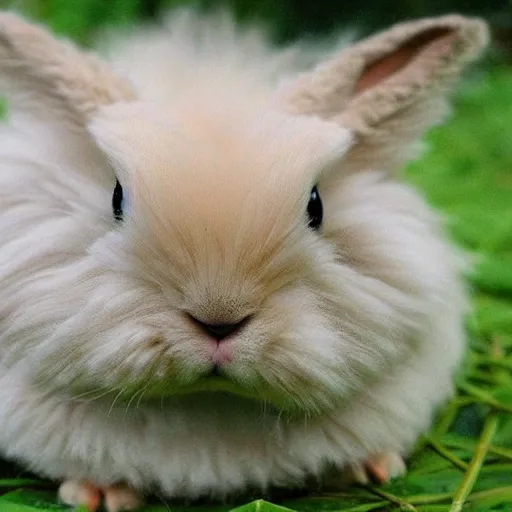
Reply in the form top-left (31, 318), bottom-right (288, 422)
top-left (169, 374), bottom-right (258, 401)
top-left (168, 373), bottom-right (324, 414)
top-left (209, 365), bottom-right (221, 377)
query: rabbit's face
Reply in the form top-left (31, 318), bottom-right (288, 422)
top-left (35, 99), bottom-right (435, 415)
top-left (67, 102), bottom-right (365, 414)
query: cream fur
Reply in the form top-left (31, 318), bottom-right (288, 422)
top-left (0, 7), bottom-right (487, 501)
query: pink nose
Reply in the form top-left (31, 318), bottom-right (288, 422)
top-left (189, 316), bottom-right (249, 341)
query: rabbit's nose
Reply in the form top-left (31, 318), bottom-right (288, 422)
top-left (188, 316), bottom-right (250, 341)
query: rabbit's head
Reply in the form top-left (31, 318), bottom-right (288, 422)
top-left (0, 13), bottom-right (488, 413)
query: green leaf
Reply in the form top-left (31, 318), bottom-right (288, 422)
top-left (0, 504), bottom-right (43, 512)
top-left (0, 490), bottom-right (67, 510)
top-left (230, 500), bottom-right (297, 512)
top-left (283, 498), bottom-right (387, 512)
top-left (467, 486), bottom-right (512, 510)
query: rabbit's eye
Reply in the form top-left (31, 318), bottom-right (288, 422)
top-left (307, 185), bottom-right (323, 230)
top-left (112, 179), bottom-right (124, 221)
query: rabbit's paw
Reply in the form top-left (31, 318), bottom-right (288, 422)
top-left (103, 484), bottom-right (144, 512)
top-left (58, 481), bottom-right (101, 511)
top-left (58, 480), bottom-right (143, 512)
top-left (351, 451), bottom-right (407, 485)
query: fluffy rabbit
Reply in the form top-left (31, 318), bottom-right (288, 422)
top-left (0, 8), bottom-right (488, 512)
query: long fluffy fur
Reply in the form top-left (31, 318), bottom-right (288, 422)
top-left (0, 7), bottom-right (486, 501)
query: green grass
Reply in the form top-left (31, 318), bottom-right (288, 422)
top-left (0, 2), bottom-right (511, 511)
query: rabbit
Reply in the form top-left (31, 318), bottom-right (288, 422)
top-left (0, 7), bottom-right (488, 512)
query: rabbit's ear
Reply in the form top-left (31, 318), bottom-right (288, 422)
top-left (278, 15), bottom-right (489, 173)
top-left (0, 12), bottom-right (135, 129)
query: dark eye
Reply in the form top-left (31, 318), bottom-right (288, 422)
top-left (307, 185), bottom-right (323, 230)
top-left (112, 179), bottom-right (123, 221)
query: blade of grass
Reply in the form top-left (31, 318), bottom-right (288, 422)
top-left (362, 486), bottom-right (417, 511)
top-left (475, 355), bottom-right (512, 371)
top-left (466, 486), bottom-right (512, 506)
top-left (402, 486), bottom-right (512, 506)
top-left (449, 412), bottom-right (500, 512)
top-left (442, 437), bottom-right (512, 462)
top-left (424, 436), bottom-right (469, 471)
top-left (458, 381), bottom-right (512, 413)
top-left (406, 492), bottom-right (453, 505)
top-left (334, 502), bottom-right (388, 512)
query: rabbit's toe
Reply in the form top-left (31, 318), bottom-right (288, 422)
top-left (103, 483), bottom-right (144, 512)
top-left (352, 451), bottom-right (407, 485)
top-left (58, 480), bottom-right (143, 512)
top-left (58, 480), bottom-right (102, 511)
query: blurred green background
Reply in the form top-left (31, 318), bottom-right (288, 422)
top-left (1, 0), bottom-right (511, 53)
top-left (0, 1), bottom-right (510, 511)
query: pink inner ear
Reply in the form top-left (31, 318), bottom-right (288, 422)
top-left (354, 27), bottom-right (456, 94)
